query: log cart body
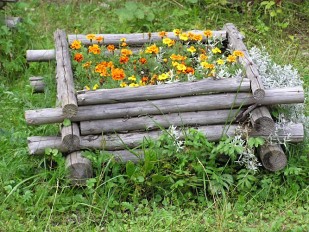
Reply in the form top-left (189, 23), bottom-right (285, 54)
top-left (25, 24), bottom-right (305, 184)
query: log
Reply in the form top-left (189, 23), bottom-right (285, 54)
top-left (250, 106), bottom-right (275, 134)
top-left (0, 0), bottom-right (19, 2)
top-left (77, 78), bottom-right (251, 105)
top-left (223, 23), bottom-right (265, 100)
top-left (26, 50), bottom-right (55, 62)
top-left (25, 86), bottom-right (304, 125)
top-left (27, 123), bottom-right (303, 155)
top-left (5, 17), bottom-right (22, 28)
top-left (65, 151), bottom-right (93, 185)
top-left (54, 29), bottom-right (78, 118)
top-left (29, 76), bottom-right (45, 93)
top-left (68, 30), bottom-right (227, 46)
top-left (61, 123), bottom-right (80, 150)
top-left (258, 144), bottom-right (287, 171)
top-left (80, 109), bottom-right (242, 135)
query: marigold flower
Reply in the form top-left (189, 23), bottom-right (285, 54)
top-left (173, 29), bottom-right (182, 36)
top-left (172, 61), bottom-right (180, 67)
top-left (179, 33), bottom-right (189, 41)
top-left (193, 34), bottom-right (203, 42)
top-left (111, 68), bottom-right (126, 80)
top-left (162, 38), bottom-right (175, 47)
top-left (203, 30), bottom-right (213, 38)
top-left (158, 72), bottom-right (169, 81)
top-left (170, 54), bottom-right (187, 61)
top-left (84, 85), bottom-right (90, 91)
top-left (70, 40), bottom-right (82, 50)
top-left (121, 48), bottom-right (133, 56)
top-left (121, 42), bottom-right (128, 47)
top-left (95, 36), bottom-right (104, 43)
top-left (86, 34), bottom-right (96, 41)
top-left (145, 44), bottom-right (159, 54)
top-left (83, 61), bottom-right (92, 69)
top-left (159, 31), bottom-right (167, 38)
top-left (199, 54), bottom-right (208, 61)
top-left (128, 75), bottom-right (136, 81)
top-left (95, 64), bottom-right (108, 77)
top-left (177, 63), bottom-right (187, 72)
top-left (119, 56), bottom-right (129, 64)
top-left (129, 83), bottom-right (139, 87)
top-left (201, 62), bottom-right (215, 69)
top-left (188, 32), bottom-right (195, 40)
top-left (139, 57), bottom-right (147, 64)
top-left (89, 44), bottom-right (101, 54)
top-left (120, 38), bottom-right (126, 42)
top-left (216, 59), bottom-right (225, 65)
top-left (187, 46), bottom-right (196, 54)
top-left (74, 53), bottom-right (83, 62)
top-left (142, 76), bottom-right (149, 83)
top-left (212, 47), bottom-right (221, 54)
top-left (93, 84), bottom-right (100, 90)
top-left (185, 67), bottom-right (194, 74)
top-left (107, 44), bottom-right (115, 52)
top-left (227, 55), bottom-right (237, 63)
top-left (233, 50), bottom-right (245, 57)
top-left (163, 58), bottom-right (168, 63)
top-left (120, 82), bottom-right (128, 87)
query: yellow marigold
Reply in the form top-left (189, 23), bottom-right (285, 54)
top-left (227, 55), bottom-right (237, 63)
top-left (199, 54), bottom-right (208, 61)
top-left (70, 40), bottom-right (82, 50)
top-left (159, 31), bottom-right (168, 38)
top-left (201, 62), bottom-right (215, 69)
top-left (86, 34), bottom-right (96, 40)
top-left (193, 34), bottom-right (203, 42)
top-left (89, 44), bottom-right (101, 54)
top-left (170, 54), bottom-right (187, 61)
top-left (83, 61), bottom-right (92, 69)
top-left (120, 38), bottom-right (126, 42)
top-left (177, 63), bottom-right (187, 72)
top-left (173, 29), bottom-right (182, 36)
top-left (158, 72), bottom-right (169, 81)
top-left (212, 47), bottom-right (221, 54)
top-left (162, 38), bottom-right (175, 47)
top-left (129, 83), bottom-right (139, 87)
top-left (233, 50), bottom-right (245, 57)
top-left (163, 58), bottom-right (168, 63)
top-left (216, 59), bottom-right (225, 65)
top-left (84, 85), bottom-right (90, 91)
top-left (95, 36), bottom-right (104, 43)
top-left (128, 75), bottom-right (136, 81)
top-left (172, 61), bottom-right (179, 67)
top-left (74, 53), bottom-right (83, 62)
top-left (145, 44), bottom-right (159, 54)
top-left (92, 84), bottom-right (100, 90)
top-left (187, 46), bottom-right (196, 54)
top-left (120, 82), bottom-right (128, 88)
top-left (121, 48), bottom-right (133, 56)
top-left (203, 30), bottom-right (213, 38)
top-left (111, 68), bottom-right (126, 81)
top-left (179, 33), bottom-right (189, 41)
top-left (121, 42), bottom-right (127, 47)
top-left (107, 44), bottom-right (115, 52)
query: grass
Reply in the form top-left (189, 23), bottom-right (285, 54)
top-left (0, 0), bottom-right (308, 231)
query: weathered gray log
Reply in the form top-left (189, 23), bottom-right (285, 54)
top-left (250, 106), bottom-right (275, 134)
top-left (26, 50), bottom-right (55, 62)
top-left (77, 78), bottom-right (250, 105)
top-left (65, 151), bottom-right (93, 185)
top-left (29, 76), bottom-right (45, 93)
top-left (68, 30), bottom-right (227, 46)
top-left (54, 29), bottom-right (78, 118)
top-left (223, 23), bottom-right (265, 100)
top-left (5, 16), bottom-right (22, 28)
top-left (27, 123), bottom-right (303, 155)
top-left (80, 109), bottom-right (242, 135)
top-left (258, 144), bottom-right (287, 171)
top-left (25, 86), bottom-right (304, 125)
top-left (0, 0), bottom-right (19, 2)
top-left (61, 123), bottom-right (80, 150)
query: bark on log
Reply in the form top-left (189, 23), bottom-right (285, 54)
top-left (0, 0), bottom-right (19, 2)
top-left (77, 78), bottom-right (250, 105)
top-left (258, 144), bottom-right (287, 171)
top-left (68, 30), bottom-right (227, 46)
top-left (54, 29), bottom-right (78, 118)
top-left (25, 86), bottom-right (304, 125)
top-left (61, 123), bottom-right (80, 150)
top-left (250, 106), bottom-right (275, 134)
top-left (65, 151), bottom-right (93, 185)
top-left (223, 23), bottom-right (265, 100)
top-left (27, 123), bottom-right (303, 155)
top-left (80, 109), bottom-right (242, 135)
top-left (5, 17), bottom-right (22, 28)
top-left (26, 50), bottom-right (55, 62)
top-left (29, 76), bottom-right (45, 93)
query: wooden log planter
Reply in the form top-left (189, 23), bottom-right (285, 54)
top-left (25, 24), bottom-right (305, 183)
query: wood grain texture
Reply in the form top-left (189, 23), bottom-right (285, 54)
top-left (61, 123), bottom-right (80, 150)
top-left (223, 23), bottom-right (265, 100)
top-left (68, 30), bottom-right (227, 46)
top-left (25, 86), bottom-right (304, 125)
top-left (77, 78), bottom-right (250, 105)
top-left (26, 50), bottom-right (55, 62)
top-left (258, 144), bottom-right (287, 171)
top-left (250, 106), bottom-right (275, 134)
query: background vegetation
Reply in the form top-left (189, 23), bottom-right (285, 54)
top-left (0, 0), bottom-right (308, 231)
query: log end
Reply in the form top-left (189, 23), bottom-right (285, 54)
top-left (62, 134), bottom-right (80, 150)
top-left (253, 88), bottom-right (265, 101)
top-left (259, 144), bottom-right (287, 171)
top-left (62, 104), bottom-right (78, 118)
top-left (65, 151), bottom-right (93, 185)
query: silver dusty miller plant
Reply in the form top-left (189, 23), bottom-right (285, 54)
top-left (249, 47), bottom-right (309, 138)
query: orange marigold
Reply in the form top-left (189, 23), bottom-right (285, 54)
top-left (119, 56), bottom-right (129, 64)
top-left (142, 76), bottom-right (149, 83)
top-left (74, 53), bottom-right (83, 62)
top-left (145, 44), bottom-right (159, 54)
top-left (70, 40), bottom-right (82, 50)
top-left (203, 30), bottom-right (213, 38)
top-left (107, 44), bottom-right (115, 52)
top-left (83, 61), bottom-right (92, 69)
top-left (193, 34), bottom-right (203, 42)
top-left (111, 68), bottom-right (126, 81)
top-left (88, 44), bottom-right (101, 54)
top-left (121, 42), bottom-right (128, 47)
top-left (233, 50), bottom-right (244, 57)
top-left (139, 57), bottom-right (147, 64)
top-left (121, 48), bottom-right (133, 56)
top-left (185, 67), bottom-right (195, 74)
top-left (170, 54), bottom-right (187, 61)
top-left (95, 36), bottom-right (104, 43)
top-left (159, 31), bottom-right (167, 38)
top-left (227, 55), bottom-right (237, 63)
